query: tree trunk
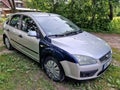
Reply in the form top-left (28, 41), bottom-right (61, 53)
top-left (108, 0), bottom-right (113, 20)
top-left (90, 13), bottom-right (96, 26)
top-left (51, 0), bottom-right (58, 13)
top-left (52, 3), bottom-right (58, 13)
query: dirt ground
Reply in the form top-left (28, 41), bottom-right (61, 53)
top-left (93, 33), bottom-right (120, 51)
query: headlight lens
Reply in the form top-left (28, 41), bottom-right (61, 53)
top-left (73, 55), bottom-right (97, 66)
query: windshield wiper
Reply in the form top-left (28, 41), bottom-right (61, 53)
top-left (48, 34), bottom-right (65, 37)
top-left (61, 30), bottom-right (82, 36)
top-left (48, 30), bottom-right (82, 37)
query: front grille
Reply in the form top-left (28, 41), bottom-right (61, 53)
top-left (99, 51), bottom-right (111, 62)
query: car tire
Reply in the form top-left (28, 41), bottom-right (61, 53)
top-left (4, 36), bottom-right (13, 50)
top-left (43, 56), bottom-right (65, 82)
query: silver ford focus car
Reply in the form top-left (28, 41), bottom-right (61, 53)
top-left (3, 12), bottom-right (112, 82)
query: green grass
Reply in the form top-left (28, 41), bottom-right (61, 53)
top-left (0, 29), bottom-right (3, 35)
top-left (105, 65), bottom-right (120, 89)
top-left (112, 48), bottom-right (120, 62)
top-left (0, 46), bottom-right (6, 52)
top-left (0, 53), bottom-right (55, 90)
top-left (0, 48), bottom-right (120, 90)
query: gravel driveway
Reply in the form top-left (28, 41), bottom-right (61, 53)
top-left (93, 33), bottom-right (120, 51)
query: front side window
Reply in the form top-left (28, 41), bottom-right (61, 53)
top-left (21, 16), bottom-right (38, 32)
top-left (9, 15), bottom-right (21, 29)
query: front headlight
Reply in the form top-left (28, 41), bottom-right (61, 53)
top-left (73, 55), bottom-right (97, 66)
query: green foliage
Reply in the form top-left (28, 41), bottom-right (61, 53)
top-left (0, 18), bottom-right (6, 23)
top-left (25, 0), bottom-right (120, 32)
top-left (117, 12), bottom-right (120, 16)
top-left (109, 17), bottom-right (120, 33)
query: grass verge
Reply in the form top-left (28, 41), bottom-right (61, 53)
top-left (0, 29), bottom-right (3, 35)
top-left (112, 48), bottom-right (120, 62)
top-left (0, 52), bottom-right (55, 90)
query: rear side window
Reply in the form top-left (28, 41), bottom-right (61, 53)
top-left (9, 15), bottom-right (21, 29)
top-left (5, 15), bottom-right (11, 24)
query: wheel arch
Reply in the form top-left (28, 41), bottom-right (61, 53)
top-left (40, 46), bottom-right (79, 79)
top-left (40, 47), bottom-right (64, 68)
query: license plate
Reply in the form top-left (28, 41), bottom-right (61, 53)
top-left (103, 61), bottom-right (110, 70)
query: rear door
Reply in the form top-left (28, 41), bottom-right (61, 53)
top-left (6, 14), bottom-right (21, 49)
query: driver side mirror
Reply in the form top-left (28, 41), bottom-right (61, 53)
top-left (28, 31), bottom-right (37, 37)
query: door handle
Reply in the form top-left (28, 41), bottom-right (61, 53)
top-left (6, 29), bottom-right (9, 32)
top-left (18, 35), bottom-right (23, 38)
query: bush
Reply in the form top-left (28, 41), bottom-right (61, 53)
top-left (0, 17), bottom-right (6, 23)
top-left (53, 0), bottom-right (112, 32)
top-left (117, 12), bottom-right (120, 16)
top-left (109, 17), bottom-right (120, 33)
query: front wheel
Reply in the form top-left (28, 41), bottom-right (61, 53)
top-left (43, 56), bottom-right (65, 82)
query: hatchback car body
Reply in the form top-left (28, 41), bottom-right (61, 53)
top-left (3, 12), bottom-right (112, 81)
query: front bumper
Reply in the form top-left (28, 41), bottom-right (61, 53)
top-left (60, 57), bottom-right (112, 80)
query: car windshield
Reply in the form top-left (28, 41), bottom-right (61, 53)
top-left (36, 16), bottom-right (82, 37)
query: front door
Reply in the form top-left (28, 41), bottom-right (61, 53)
top-left (16, 15), bottom-right (40, 62)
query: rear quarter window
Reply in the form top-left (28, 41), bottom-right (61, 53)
top-left (6, 19), bottom-right (9, 24)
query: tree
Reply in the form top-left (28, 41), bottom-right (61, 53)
top-left (25, 0), bottom-right (120, 31)
top-left (108, 0), bottom-right (113, 20)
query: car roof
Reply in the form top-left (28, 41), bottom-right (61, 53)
top-left (13, 12), bottom-right (59, 17)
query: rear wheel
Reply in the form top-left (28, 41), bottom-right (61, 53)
top-left (4, 36), bottom-right (13, 50)
top-left (43, 56), bottom-right (65, 82)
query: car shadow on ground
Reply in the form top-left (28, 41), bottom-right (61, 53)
top-left (13, 49), bottom-right (98, 83)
